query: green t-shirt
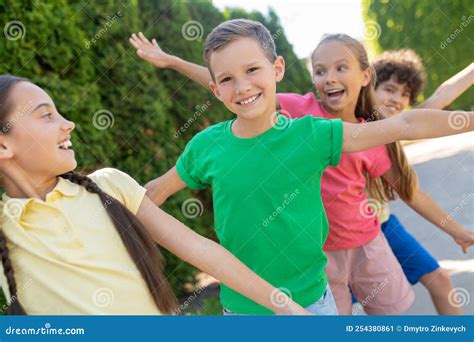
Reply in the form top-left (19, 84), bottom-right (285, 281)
top-left (176, 113), bottom-right (343, 314)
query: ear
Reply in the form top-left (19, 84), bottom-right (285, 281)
top-left (209, 81), bottom-right (223, 102)
top-left (0, 136), bottom-right (13, 160)
top-left (361, 66), bottom-right (373, 87)
top-left (274, 56), bottom-right (286, 83)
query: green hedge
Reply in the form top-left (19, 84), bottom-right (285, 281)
top-left (0, 0), bottom-right (312, 312)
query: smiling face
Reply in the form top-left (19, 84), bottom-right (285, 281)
top-left (0, 81), bottom-right (76, 180)
top-left (374, 76), bottom-right (411, 117)
top-left (208, 37), bottom-right (285, 122)
top-left (311, 41), bottom-right (372, 116)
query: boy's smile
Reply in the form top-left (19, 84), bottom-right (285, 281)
top-left (374, 76), bottom-right (411, 117)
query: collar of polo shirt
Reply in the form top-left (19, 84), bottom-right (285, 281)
top-left (1, 177), bottom-right (80, 221)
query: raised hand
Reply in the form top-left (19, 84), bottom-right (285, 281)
top-left (129, 32), bottom-right (175, 68)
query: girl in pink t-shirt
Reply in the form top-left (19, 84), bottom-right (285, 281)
top-left (277, 34), bottom-right (416, 315)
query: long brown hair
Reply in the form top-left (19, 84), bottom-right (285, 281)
top-left (0, 75), bottom-right (177, 314)
top-left (313, 35), bottom-right (418, 202)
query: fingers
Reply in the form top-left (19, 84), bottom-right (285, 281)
top-left (138, 32), bottom-right (152, 45)
top-left (129, 35), bottom-right (140, 49)
top-left (152, 38), bottom-right (159, 48)
top-left (129, 32), bottom-right (153, 49)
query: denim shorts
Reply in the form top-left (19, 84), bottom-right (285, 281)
top-left (223, 285), bottom-right (338, 315)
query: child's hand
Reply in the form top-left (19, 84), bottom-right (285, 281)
top-left (452, 229), bottom-right (474, 254)
top-left (273, 301), bottom-right (314, 315)
top-left (129, 32), bottom-right (175, 69)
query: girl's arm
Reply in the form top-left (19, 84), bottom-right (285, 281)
top-left (382, 167), bottom-right (474, 253)
top-left (417, 63), bottom-right (474, 110)
top-left (129, 32), bottom-right (212, 89)
top-left (342, 109), bottom-right (474, 153)
top-left (136, 194), bottom-right (311, 315)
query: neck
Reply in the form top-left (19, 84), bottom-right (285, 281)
top-left (2, 164), bottom-right (58, 200)
top-left (322, 100), bottom-right (359, 123)
top-left (232, 107), bottom-right (276, 138)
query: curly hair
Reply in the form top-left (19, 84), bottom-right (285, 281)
top-left (373, 49), bottom-right (426, 105)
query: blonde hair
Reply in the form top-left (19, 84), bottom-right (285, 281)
top-left (313, 34), bottom-right (419, 202)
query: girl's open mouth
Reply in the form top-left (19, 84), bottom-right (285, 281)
top-left (326, 89), bottom-right (345, 100)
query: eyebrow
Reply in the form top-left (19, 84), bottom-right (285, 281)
top-left (313, 59), bottom-right (349, 67)
top-left (30, 103), bottom-right (50, 114)
top-left (214, 61), bottom-right (260, 79)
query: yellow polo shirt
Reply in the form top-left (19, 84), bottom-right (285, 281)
top-left (0, 168), bottom-right (161, 315)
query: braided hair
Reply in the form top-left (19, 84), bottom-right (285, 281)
top-left (0, 75), bottom-right (178, 314)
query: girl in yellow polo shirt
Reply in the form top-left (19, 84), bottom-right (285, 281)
top-left (0, 75), bottom-right (310, 315)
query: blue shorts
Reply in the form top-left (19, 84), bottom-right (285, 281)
top-left (382, 214), bottom-right (440, 284)
top-left (351, 214), bottom-right (440, 304)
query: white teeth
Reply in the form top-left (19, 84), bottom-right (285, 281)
top-left (327, 89), bottom-right (344, 94)
top-left (58, 140), bottom-right (72, 149)
top-left (238, 94), bottom-right (259, 105)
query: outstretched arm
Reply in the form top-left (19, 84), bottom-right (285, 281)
top-left (382, 167), bottom-right (474, 253)
top-left (129, 32), bottom-right (212, 89)
top-left (342, 109), bottom-right (474, 153)
top-left (145, 166), bottom-right (186, 206)
top-left (418, 63), bottom-right (474, 110)
top-left (136, 195), bottom-right (311, 315)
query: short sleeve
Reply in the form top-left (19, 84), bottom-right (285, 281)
top-left (88, 168), bottom-right (147, 215)
top-left (367, 144), bottom-right (392, 178)
top-left (278, 92), bottom-right (318, 118)
top-left (176, 136), bottom-right (208, 190)
top-left (310, 118), bottom-right (343, 168)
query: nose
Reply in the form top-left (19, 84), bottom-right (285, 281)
top-left (61, 117), bottom-right (75, 133)
top-left (391, 91), bottom-right (403, 104)
top-left (325, 69), bottom-right (337, 84)
top-left (234, 77), bottom-right (252, 95)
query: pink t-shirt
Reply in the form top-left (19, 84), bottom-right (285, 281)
top-left (278, 92), bottom-right (392, 250)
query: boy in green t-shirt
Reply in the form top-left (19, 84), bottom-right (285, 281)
top-left (137, 19), bottom-right (474, 314)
